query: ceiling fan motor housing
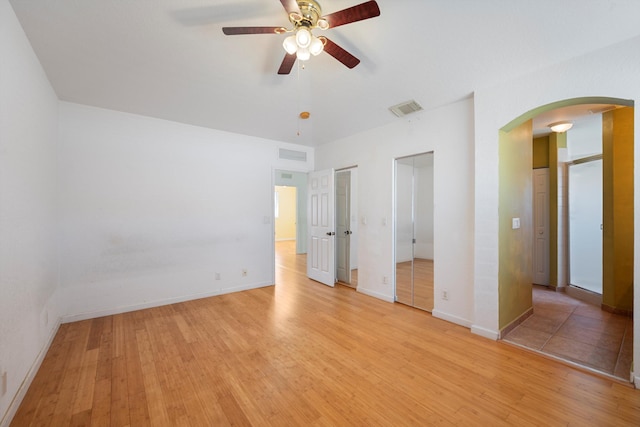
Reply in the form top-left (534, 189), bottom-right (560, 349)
top-left (291, 1), bottom-right (324, 28)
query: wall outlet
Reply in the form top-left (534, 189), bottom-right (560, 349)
top-left (242, 268), bottom-right (248, 277)
top-left (442, 290), bottom-right (449, 301)
top-left (215, 272), bottom-right (221, 280)
top-left (383, 275), bottom-right (389, 284)
top-left (1, 370), bottom-right (7, 397)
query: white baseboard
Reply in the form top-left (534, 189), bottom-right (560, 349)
top-left (62, 281), bottom-right (273, 323)
top-left (0, 318), bottom-right (61, 427)
top-left (633, 373), bottom-right (638, 389)
top-left (356, 287), bottom-right (395, 303)
top-left (470, 324), bottom-right (499, 340)
top-left (431, 309), bottom-right (472, 328)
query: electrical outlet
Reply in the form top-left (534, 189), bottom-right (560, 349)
top-left (442, 291), bottom-right (449, 301)
top-left (242, 268), bottom-right (248, 277)
top-left (215, 272), bottom-right (221, 280)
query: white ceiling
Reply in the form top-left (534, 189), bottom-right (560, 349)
top-left (9, 0), bottom-right (640, 146)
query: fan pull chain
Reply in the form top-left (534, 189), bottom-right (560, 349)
top-left (297, 60), bottom-right (301, 136)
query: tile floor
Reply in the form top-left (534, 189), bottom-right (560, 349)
top-left (503, 285), bottom-right (634, 381)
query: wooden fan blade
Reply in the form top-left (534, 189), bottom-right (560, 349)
top-left (323, 1), bottom-right (380, 28)
top-left (321, 37), bottom-right (360, 69)
top-left (222, 26), bottom-right (281, 35)
top-left (280, 0), bottom-right (301, 15)
top-left (278, 53), bottom-right (297, 74)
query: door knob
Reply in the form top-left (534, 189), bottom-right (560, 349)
top-left (326, 232), bottom-right (335, 236)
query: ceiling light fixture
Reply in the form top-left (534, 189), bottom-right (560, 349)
top-left (548, 121), bottom-right (573, 133)
top-left (280, 1), bottom-right (328, 61)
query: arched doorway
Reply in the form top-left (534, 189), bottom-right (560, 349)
top-left (498, 97), bottom-right (635, 381)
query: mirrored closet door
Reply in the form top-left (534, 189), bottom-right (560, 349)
top-left (395, 153), bottom-right (434, 311)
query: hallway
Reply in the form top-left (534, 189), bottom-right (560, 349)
top-left (503, 286), bottom-right (633, 381)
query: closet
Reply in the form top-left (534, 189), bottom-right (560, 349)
top-left (394, 152), bottom-right (434, 311)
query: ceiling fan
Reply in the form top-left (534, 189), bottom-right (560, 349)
top-left (222, 0), bottom-right (380, 74)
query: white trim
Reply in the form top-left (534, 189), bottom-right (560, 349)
top-left (356, 287), bottom-right (395, 303)
top-left (470, 324), bottom-right (500, 340)
top-left (431, 309), bottom-right (472, 328)
top-left (633, 373), bottom-right (638, 389)
top-left (0, 319), bottom-right (62, 427)
top-left (61, 281), bottom-right (273, 324)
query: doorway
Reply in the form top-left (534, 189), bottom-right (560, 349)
top-left (394, 152), bottom-right (434, 312)
top-left (568, 157), bottom-right (603, 295)
top-left (274, 170), bottom-right (308, 280)
top-left (336, 168), bottom-right (358, 288)
top-left (275, 185), bottom-right (297, 243)
top-left (500, 98), bottom-right (634, 382)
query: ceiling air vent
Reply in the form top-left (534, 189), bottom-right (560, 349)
top-left (389, 100), bottom-right (423, 117)
top-left (279, 148), bottom-right (307, 162)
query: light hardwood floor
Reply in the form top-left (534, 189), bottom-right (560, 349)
top-left (10, 241), bottom-right (640, 426)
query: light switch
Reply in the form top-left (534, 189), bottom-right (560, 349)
top-left (512, 218), bottom-right (520, 229)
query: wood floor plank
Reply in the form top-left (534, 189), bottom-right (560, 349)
top-left (9, 241), bottom-right (640, 426)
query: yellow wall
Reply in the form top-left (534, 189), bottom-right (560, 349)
top-left (499, 120), bottom-right (534, 330)
top-left (532, 136), bottom-right (550, 169)
top-left (602, 107), bottom-right (634, 313)
top-left (275, 186), bottom-right (297, 241)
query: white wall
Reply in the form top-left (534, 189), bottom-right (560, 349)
top-left (0, 2), bottom-right (60, 423)
top-left (58, 102), bottom-right (313, 321)
top-left (316, 99), bottom-right (475, 327)
top-left (567, 113), bottom-right (603, 159)
top-left (473, 35), bottom-right (640, 384)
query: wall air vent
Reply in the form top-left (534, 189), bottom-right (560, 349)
top-left (389, 100), bottom-right (423, 117)
top-left (280, 173), bottom-right (293, 179)
top-left (279, 148), bottom-right (307, 162)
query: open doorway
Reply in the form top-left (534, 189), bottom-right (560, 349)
top-left (336, 167), bottom-right (358, 289)
top-left (500, 98), bottom-right (634, 382)
top-left (274, 170), bottom-right (307, 280)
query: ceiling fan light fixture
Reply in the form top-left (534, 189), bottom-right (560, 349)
top-left (309, 36), bottom-right (324, 56)
top-left (296, 47), bottom-right (311, 61)
top-left (549, 121), bottom-right (573, 133)
top-left (295, 28), bottom-right (312, 49)
top-left (283, 35), bottom-right (298, 54)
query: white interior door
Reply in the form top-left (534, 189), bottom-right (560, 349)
top-left (533, 168), bottom-right (550, 285)
top-left (336, 171), bottom-right (351, 284)
top-left (307, 169), bottom-right (335, 286)
top-left (569, 159), bottom-right (603, 294)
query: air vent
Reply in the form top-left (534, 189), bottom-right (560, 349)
top-left (389, 100), bottom-right (423, 117)
top-left (279, 148), bottom-right (307, 162)
top-left (280, 173), bottom-right (293, 179)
